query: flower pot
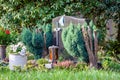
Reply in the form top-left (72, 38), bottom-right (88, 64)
top-left (9, 54), bottom-right (27, 70)
top-left (0, 45), bottom-right (6, 60)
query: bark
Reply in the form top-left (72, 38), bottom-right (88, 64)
top-left (82, 26), bottom-right (97, 68)
top-left (93, 31), bottom-right (98, 67)
top-left (43, 33), bottom-right (47, 57)
top-left (87, 26), bottom-right (93, 52)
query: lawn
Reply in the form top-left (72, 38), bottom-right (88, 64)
top-left (0, 68), bottom-right (120, 80)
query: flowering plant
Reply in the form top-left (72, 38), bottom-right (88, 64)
top-left (0, 27), bottom-right (11, 45)
top-left (9, 42), bottom-right (26, 56)
top-left (0, 27), bottom-right (19, 45)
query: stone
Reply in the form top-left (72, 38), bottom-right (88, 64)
top-left (45, 63), bottom-right (53, 69)
top-left (52, 16), bottom-right (86, 53)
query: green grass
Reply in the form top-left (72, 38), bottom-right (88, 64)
top-left (0, 68), bottom-right (120, 80)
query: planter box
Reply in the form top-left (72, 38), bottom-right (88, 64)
top-left (9, 54), bottom-right (27, 70)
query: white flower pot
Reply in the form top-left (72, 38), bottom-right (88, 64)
top-left (9, 54), bottom-right (27, 70)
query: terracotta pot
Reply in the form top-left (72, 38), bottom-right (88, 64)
top-left (0, 45), bottom-right (6, 60)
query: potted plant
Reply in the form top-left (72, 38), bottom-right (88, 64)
top-left (0, 27), bottom-right (12, 60)
top-left (8, 42), bottom-right (27, 70)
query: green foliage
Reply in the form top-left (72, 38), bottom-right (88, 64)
top-left (74, 62), bottom-right (88, 71)
top-left (103, 40), bottom-right (120, 62)
top-left (36, 58), bottom-right (48, 65)
top-left (62, 23), bottom-right (88, 62)
top-left (54, 61), bottom-right (89, 71)
top-left (0, 61), bottom-right (8, 67)
top-left (21, 28), bottom-right (44, 59)
top-left (0, 0), bottom-right (119, 45)
top-left (0, 28), bottom-right (11, 45)
top-left (24, 59), bottom-right (48, 71)
top-left (21, 28), bottom-right (32, 46)
top-left (21, 24), bottom-right (53, 59)
top-left (0, 0), bottom-right (114, 27)
top-left (0, 27), bottom-right (19, 45)
top-left (32, 31), bottom-right (43, 48)
top-left (58, 49), bottom-right (74, 61)
top-left (37, 24), bottom-right (53, 48)
top-left (102, 59), bottom-right (120, 72)
top-left (43, 24), bottom-right (53, 48)
top-left (0, 0), bottom-right (119, 41)
top-left (27, 53), bottom-right (34, 60)
top-left (13, 66), bottom-right (22, 72)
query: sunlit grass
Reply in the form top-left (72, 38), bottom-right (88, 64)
top-left (0, 68), bottom-right (120, 80)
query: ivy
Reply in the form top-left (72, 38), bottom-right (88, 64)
top-left (0, 0), bottom-right (119, 39)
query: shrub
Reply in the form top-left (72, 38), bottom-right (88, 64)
top-left (37, 24), bottom-right (53, 49)
top-left (36, 58), bottom-right (48, 65)
top-left (102, 59), bottom-right (120, 72)
top-left (21, 28), bottom-right (44, 59)
top-left (62, 23), bottom-right (88, 62)
top-left (21, 24), bottom-right (53, 59)
top-left (74, 62), bottom-right (88, 71)
top-left (24, 59), bottom-right (48, 71)
top-left (0, 27), bottom-right (19, 45)
top-left (105, 40), bottom-right (120, 61)
top-left (54, 60), bottom-right (75, 69)
top-left (45, 28), bottom-right (53, 48)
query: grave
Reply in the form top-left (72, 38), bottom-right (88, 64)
top-left (52, 16), bottom-right (117, 53)
top-left (52, 15), bottom-right (86, 53)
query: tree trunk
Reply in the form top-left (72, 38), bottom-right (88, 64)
top-left (43, 33), bottom-right (47, 57)
top-left (93, 31), bottom-right (98, 67)
top-left (82, 26), bottom-right (97, 68)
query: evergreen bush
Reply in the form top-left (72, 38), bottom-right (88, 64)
top-left (21, 28), bottom-right (44, 59)
top-left (37, 24), bottom-right (53, 49)
top-left (62, 23), bottom-right (88, 62)
top-left (44, 24), bottom-right (53, 48)
top-left (21, 24), bottom-right (53, 59)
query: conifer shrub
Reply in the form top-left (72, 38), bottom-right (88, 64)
top-left (37, 24), bottom-right (53, 48)
top-left (44, 24), bottom-right (53, 48)
top-left (21, 28), bottom-right (44, 59)
top-left (21, 24), bottom-right (53, 59)
top-left (62, 23), bottom-right (88, 62)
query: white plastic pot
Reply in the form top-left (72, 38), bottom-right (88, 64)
top-left (9, 54), bottom-right (27, 70)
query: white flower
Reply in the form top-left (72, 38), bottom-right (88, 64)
top-left (9, 42), bottom-right (26, 55)
top-left (17, 42), bottom-right (23, 46)
top-left (20, 48), bottom-right (26, 56)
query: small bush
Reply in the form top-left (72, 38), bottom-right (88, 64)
top-left (24, 59), bottom-right (48, 71)
top-left (62, 23), bottom-right (88, 62)
top-left (102, 59), bottom-right (120, 72)
top-left (36, 58), bottom-right (48, 65)
top-left (54, 60), bottom-right (75, 69)
top-left (74, 62), bottom-right (88, 71)
top-left (21, 28), bottom-right (44, 59)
